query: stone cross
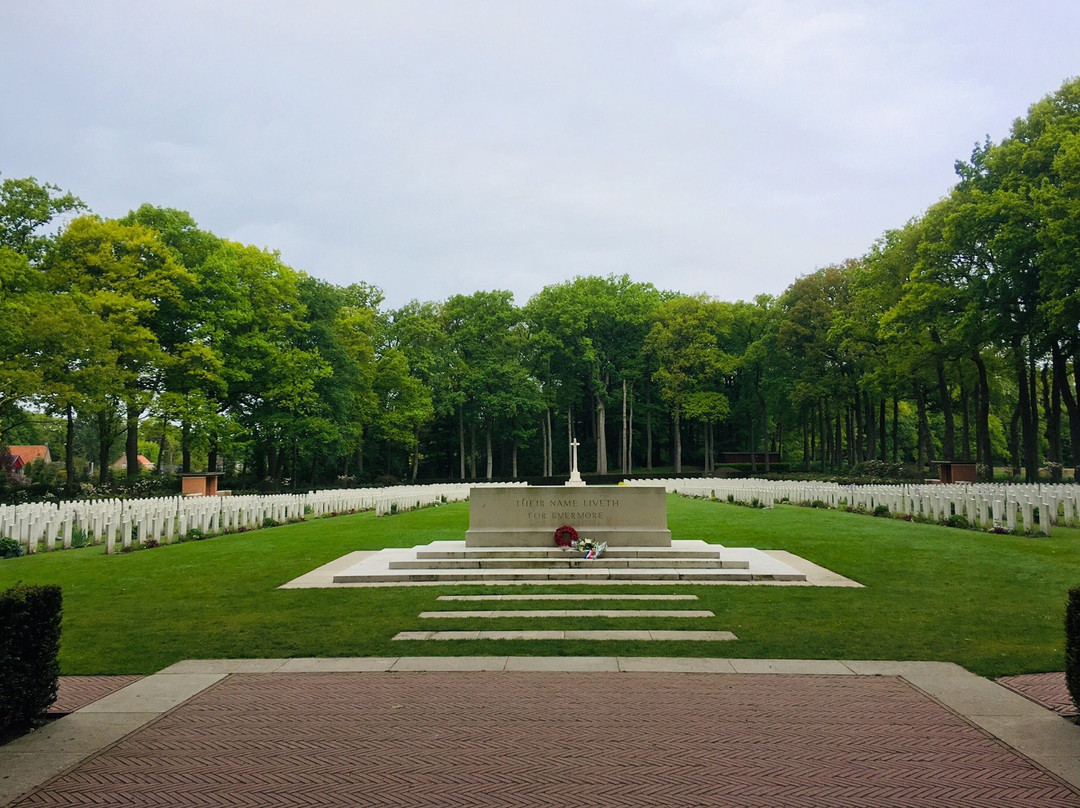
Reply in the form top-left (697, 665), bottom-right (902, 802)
top-left (567, 438), bottom-right (584, 486)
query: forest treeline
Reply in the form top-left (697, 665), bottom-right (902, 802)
top-left (2, 78), bottom-right (1079, 491)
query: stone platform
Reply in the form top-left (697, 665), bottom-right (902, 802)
top-left (324, 539), bottom-right (811, 586)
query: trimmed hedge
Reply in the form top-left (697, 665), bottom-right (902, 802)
top-left (0, 583), bottom-right (62, 732)
top-left (1067, 587), bottom-right (1080, 713)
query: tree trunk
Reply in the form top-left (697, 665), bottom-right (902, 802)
top-left (915, 383), bottom-right (931, 472)
top-left (1008, 403), bottom-right (1021, 479)
top-left (125, 400), bottom-right (141, 479)
top-left (65, 404), bottom-right (76, 490)
top-left (749, 416), bottom-right (757, 473)
top-left (1075, 348), bottom-right (1080, 479)
top-left (761, 396), bottom-right (770, 472)
top-left (595, 393), bottom-right (607, 475)
top-left (621, 379), bottom-right (628, 475)
top-left (852, 394), bottom-right (863, 463)
top-left (181, 421), bottom-right (192, 474)
top-left (847, 406), bottom-right (856, 467)
top-left (539, 411), bottom-right (547, 477)
top-left (820, 401), bottom-right (827, 473)
top-left (959, 382), bottom-right (971, 462)
top-left (835, 413), bottom-right (843, 471)
top-left (803, 415), bottom-right (810, 471)
top-left (469, 421), bottom-right (476, 479)
top-left (208, 445), bottom-right (218, 474)
top-left (458, 405), bottom-right (466, 480)
top-left (292, 438), bottom-right (299, 489)
top-left (864, 392), bottom-right (876, 461)
top-left (935, 359), bottom-right (955, 461)
top-left (1028, 347), bottom-right (1040, 482)
top-left (673, 408), bottom-right (682, 473)
top-left (646, 382), bottom-right (653, 470)
top-left (97, 410), bottom-right (111, 484)
top-left (268, 443), bottom-right (279, 481)
top-left (545, 406), bottom-right (553, 476)
top-left (627, 393), bottom-right (634, 475)
top-left (155, 416), bottom-right (167, 476)
top-left (512, 440), bottom-right (518, 479)
top-left (412, 426), bottom-right (421, 481)
top-left (1043, 363), bottom-right (1062, 482)
top-left (892, 397), bottom-right (900, 464)
top-left (485, 423), bottom-right (493, 479)
top-left (1014, 334), bottom-right (1037, 482)
top-left (973, 353), bottom-right (993, 474)
top-left (254, 433), bottom-right (266, 480)
top-left (1053, 342), bottom-right (1080, 481)
top-left (878, 397), bottom-right (887, 462)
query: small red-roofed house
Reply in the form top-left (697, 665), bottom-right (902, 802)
top-left (111, 454), bottom-right (155, 471)
top-left (7, 445), bottom-right (53, 471)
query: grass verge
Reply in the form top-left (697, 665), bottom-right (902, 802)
top-left (0, 495), bottom-right (1075, 677)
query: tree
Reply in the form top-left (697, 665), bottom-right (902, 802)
top-left (775, 266), bottom-right (855, 471)
top-left (46, 216), bottom-right (192, 481)
top-left (645, 295), bottom-right (734, 472)
top-left (525, 275), bottom-right (660, 475)
top-left (442, 291), bottom-right (534, 479)
top-left (0, 248), bottom-right (43, 438)
top-left (0, 175), bottom-right (85, 264)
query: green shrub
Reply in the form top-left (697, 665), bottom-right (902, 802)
top-left (261, 517), bottom-right (278, 529)
top-left (873, 504), bottom-right (892, 518)
top-left (811, 499), bottom-right (829, 509)
top-left (70, 526), bottom-right (89, 548)
top-left (0, 583), bottom-right (62, 733)
top-left (1066, 588), bottom-right (1080, 713)
top-left (185, 527), bottom-right (206, 541)
top-left (0, 537), bottom-right (23, 559)
top-left (944, 514), bottom-right (970, 529)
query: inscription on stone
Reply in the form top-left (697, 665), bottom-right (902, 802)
top-left (516, 496), bottom-right (621, 522)
top-left (466, 485), bottom-right (671, 548)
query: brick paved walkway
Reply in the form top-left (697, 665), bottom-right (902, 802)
top-left (998, 672), bottom-right (1077, 717)
top-left (14, 672), bottom-right (1080, 807)
top-left (48, 676), bottom-right (144, 715)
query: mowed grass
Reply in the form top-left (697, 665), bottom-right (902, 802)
top-left (1, 494), bottom-right (1077, 678)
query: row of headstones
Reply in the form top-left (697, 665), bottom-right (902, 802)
top-left (368, 481), bottom-right (522, 516)
top-left (0, 483), bottom-right (496, 554)
top-left (626, 478), bottom-right (1080, 535)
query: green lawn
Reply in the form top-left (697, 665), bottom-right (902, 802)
top-left (1, 495), bottom-right (1077, 678)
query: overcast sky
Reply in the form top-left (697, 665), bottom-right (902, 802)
top-left (3, 1), bottom-right (1079, 309)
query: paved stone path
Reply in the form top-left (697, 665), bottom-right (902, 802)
top-left (6, 662), bottom-right (1080, 807)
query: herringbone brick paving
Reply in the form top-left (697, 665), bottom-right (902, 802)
top-left (997, 672), bottom-right (1077, 717)
top-left (15, 672), bottom-right (1080, 807)
top-left (48, 676), bottom-right (144, 715)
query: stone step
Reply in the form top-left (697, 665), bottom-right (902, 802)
top-left (389, 557), bottom-right (750, 570)
top-left (417, 609), bottom-right (716, 619)
top-left (392, 629), bottom-right (738, 641)
top-left (333, 567), bottom-right (801, 584)
top-left (415, 548), bottom-right (724, 560)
